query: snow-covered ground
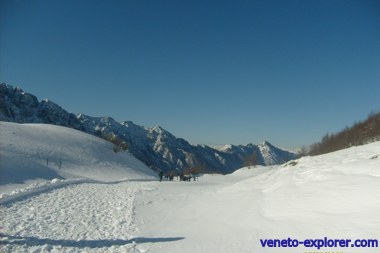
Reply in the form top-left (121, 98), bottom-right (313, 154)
top-left (0, 122), bottom-right (156, 196)
top-left (1, 122), bottom-right (380, 252)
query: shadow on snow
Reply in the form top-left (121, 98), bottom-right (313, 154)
top-left (0, 233), bottom-right (185, 248)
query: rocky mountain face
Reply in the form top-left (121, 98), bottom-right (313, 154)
top-left (0, 83), bottom-right (298, 174)
top-left (0, 84), bottom-right (83, 130)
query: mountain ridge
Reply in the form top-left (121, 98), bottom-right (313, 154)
top-left (0, 83), bottom-right (297, 173)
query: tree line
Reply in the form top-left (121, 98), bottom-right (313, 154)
top-left (308, 112), bottom-right (380, 156)
top-left (96, 131), bottom-right (128, 153)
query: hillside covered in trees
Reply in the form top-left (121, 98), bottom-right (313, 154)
top-left (309, 112), bottom-right (380, 156)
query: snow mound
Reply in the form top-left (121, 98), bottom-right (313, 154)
top-left (0, 122), bottom-right (156, 194)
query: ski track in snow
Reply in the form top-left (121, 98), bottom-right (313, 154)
top-left (0, 181), bottom-right (147, 253)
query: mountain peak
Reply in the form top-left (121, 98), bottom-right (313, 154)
top-left (259, 140), bottom-right (272, 147)
top-left (121, 120), bottom-right (135, 126)
top-left (151, 125), bottom-right (165, 132)
top-left (213, 144), bottom-right (235, 152)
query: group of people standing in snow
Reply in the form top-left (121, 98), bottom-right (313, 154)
top-left (158, 170), bottom-right (196, 182)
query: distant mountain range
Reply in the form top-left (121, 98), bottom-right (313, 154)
top-left (0, 83), bottom-right (298, 174)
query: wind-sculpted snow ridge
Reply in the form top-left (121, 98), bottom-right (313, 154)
top-left (0, 178), bottom-right (92, 205)
top-left (0, 177), bottom-right (154, 205)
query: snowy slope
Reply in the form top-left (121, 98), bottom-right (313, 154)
top-left (1, 140), bottom-right (379, 252)
top-left (0, 122), bottom-right (156, 194)
top-left (133, 142), bottom-right (380, 253)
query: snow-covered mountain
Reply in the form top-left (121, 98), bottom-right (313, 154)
top-left (214, 140), bottom-right (298, 165)
top-left (0, 84), bottom-right (83, 130)
top-left (0, 83), bottom-right (297, 173)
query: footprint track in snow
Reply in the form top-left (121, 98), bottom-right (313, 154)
top-left (1, 181), bottom-right (144, 252)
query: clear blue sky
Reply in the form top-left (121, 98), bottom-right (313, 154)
top-left (1, 0), bottom-right (379, 149)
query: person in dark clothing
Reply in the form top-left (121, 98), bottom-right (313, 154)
top-left (159, 170), bottom-right (164, 182)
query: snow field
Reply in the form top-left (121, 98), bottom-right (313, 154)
top-left (131, 143), bottom-right (380, 253)
top-left (1, 121), bottom-right (380, 253)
